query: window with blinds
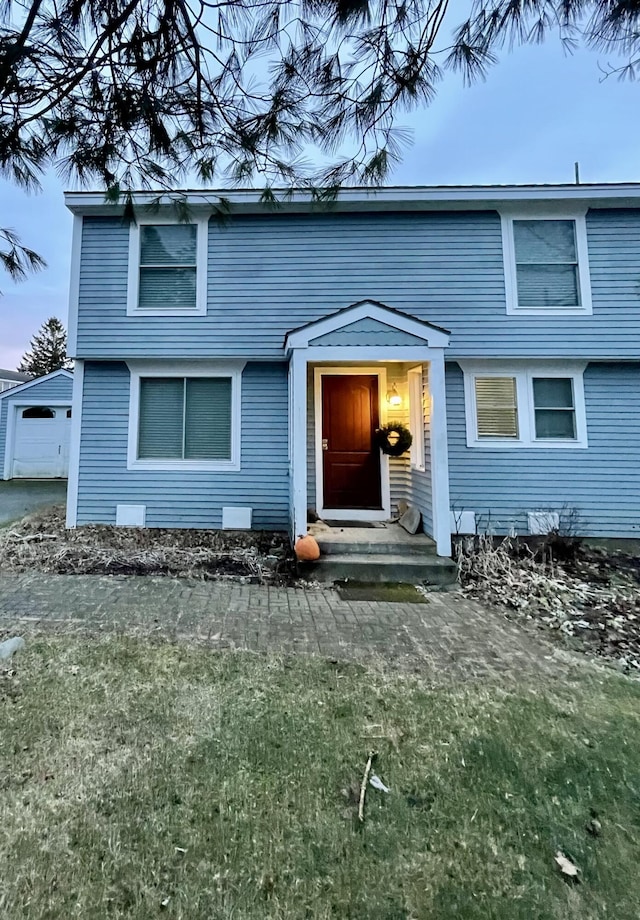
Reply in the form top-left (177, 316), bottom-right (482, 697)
top-left (138, 377), bottom-right (232, 460)
top-left (513, 219), bottom-right (579, 309)
top-left (474, 376), bottom-right (519, 439)
top-left (138, 225), bottom-right (197, 310)
top-left (532, 377), bottom-right (576, 439)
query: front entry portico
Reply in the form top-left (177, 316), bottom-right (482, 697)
top-left (285, 300), bottom-right (452, 556)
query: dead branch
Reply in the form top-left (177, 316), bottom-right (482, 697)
top-left (358, 750), bottom-right (376, 822)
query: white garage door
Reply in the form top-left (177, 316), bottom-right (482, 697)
top-left (12, 406), bottom-right (72, 478)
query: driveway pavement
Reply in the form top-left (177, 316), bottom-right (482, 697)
top-left (0, 573), bottom-right (587, 682)
top-left (0, 480), bottom-right (67, 526)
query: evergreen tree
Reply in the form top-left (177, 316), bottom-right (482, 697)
top-left (18, 318), bottom-right (71, 378)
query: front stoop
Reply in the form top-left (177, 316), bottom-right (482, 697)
top-left (298, 525), bottom-right (457, 586)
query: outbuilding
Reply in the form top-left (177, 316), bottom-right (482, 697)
top-left (0, 370), bottom-right (74, 479)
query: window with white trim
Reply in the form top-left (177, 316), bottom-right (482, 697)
top-left (474, 376), bottom-right (518, 439)
top-left (138, 377), bottom-right (231, 460)
top-left (139, 225), bottom-right (197, 310)
top-left (461, 364), bottom-right (588, 448)
top-left (502, 214), bottom-right (592, 315)
top-left (127, 364), bottom-right (242, 471)
top-left (408, 367), bottom-right (425, 471)
top-left (532, 377), bottom-right (577, 440)
top-left (127, 218), bottom-right (208, 315)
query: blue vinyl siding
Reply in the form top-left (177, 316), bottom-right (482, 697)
top-left (0, 374), bottom-right (73, 478)
top-left (446, 361), bottom-right (640, 538)
top-left (75, 361), bottom-right (289, 529)
top-left (75, 209), bottom-right (640, 361)
top-left (309, 318), bottom-right (428, 347)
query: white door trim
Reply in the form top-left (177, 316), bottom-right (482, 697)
top-left (313, 366), bottom-right (391, 522)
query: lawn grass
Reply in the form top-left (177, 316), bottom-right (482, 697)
top-left (1, 640), bottom-right (640, 919)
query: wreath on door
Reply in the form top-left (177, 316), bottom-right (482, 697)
top-left (374, 423), bottom-right (413, 457)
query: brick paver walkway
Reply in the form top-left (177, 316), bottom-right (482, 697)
top-left (0, 574), bottom-right (581, 681)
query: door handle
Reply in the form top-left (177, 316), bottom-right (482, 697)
top-left (322, 438), bottom-right (328, 451)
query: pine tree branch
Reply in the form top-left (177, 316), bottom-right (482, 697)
top-left (0, 228), bottom-right (46, 292)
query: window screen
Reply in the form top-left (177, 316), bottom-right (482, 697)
top-left (138, 225), bottom-right (197, 310)
top-left (138, 377), bottom-right (232, 459)
top-left (513, 220), bottom-right (579, 309)
top-left (532, 377), bottom-right (576, 439)
top-left (475, 377), bottom-right (519, 438)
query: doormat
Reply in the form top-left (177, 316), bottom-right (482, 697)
top-left (335, 581), bottom-right (429, 603)
top-left (323, 520), bottom-right (385, 529)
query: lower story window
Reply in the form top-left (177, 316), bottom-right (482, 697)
top-left (126, 361), bottom-right (244, 471)
top-left (475, 376), bottom-right (519, 439)
top-left (139, 377), bottom-right (232, 460)
top-left (532, 377), bottom-right (576, 440)
top-left (460, 363), bottom-right (587, 448)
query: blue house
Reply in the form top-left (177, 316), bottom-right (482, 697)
top-left (63, 184), bottom-right (640, 555)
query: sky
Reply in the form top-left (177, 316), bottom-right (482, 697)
top-left (0, 35), bottom-right (637, 370)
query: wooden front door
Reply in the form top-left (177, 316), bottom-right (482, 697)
top-left (321, 375), bottom-right (382, 510)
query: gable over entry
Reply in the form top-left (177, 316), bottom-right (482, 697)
top-left (285, 300), bottom-right (452, 556)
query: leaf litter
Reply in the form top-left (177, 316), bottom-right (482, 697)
top-left (0, 506), bottom-right (296, 584)
top-left (457, 534), bottom-right (640, 672)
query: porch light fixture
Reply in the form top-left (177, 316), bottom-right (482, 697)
top-left (386, 383), bottom-right (402, 407)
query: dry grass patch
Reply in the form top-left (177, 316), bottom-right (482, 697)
top-left (2, 639), bottom-right (640, 918)
top-left (0, 506), bottom-right (294, 582)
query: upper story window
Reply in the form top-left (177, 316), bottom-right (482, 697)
top-left (127, 217), bottom-right (208, 316)
top-left (501, 213), bottom-right (592, 315)
top-left (460, 361), bottom-right (588, 449)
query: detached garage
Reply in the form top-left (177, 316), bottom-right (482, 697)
top-left (0, 370), bottom-right (74, 479)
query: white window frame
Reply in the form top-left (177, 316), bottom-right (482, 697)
top-left (408, 366), bottom-right (425, 471)
top-left (126, 360), bottom-right (244, 471)
top-left (500, 210), bottom-right (592, 316)
top-left (127, 215), bottom-right (208, 316)
top-left (460, 361), bottom-right (588, 449)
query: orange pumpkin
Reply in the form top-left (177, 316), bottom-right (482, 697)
top-left (295, 533), bottom-right (320, 561)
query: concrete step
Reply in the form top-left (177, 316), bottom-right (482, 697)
top-left (298, 553), bottom-right (457, 586)
top-left (315, 537), bottom-right (437, 557)
top-left (311, 524), bottom-right (438, 558)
